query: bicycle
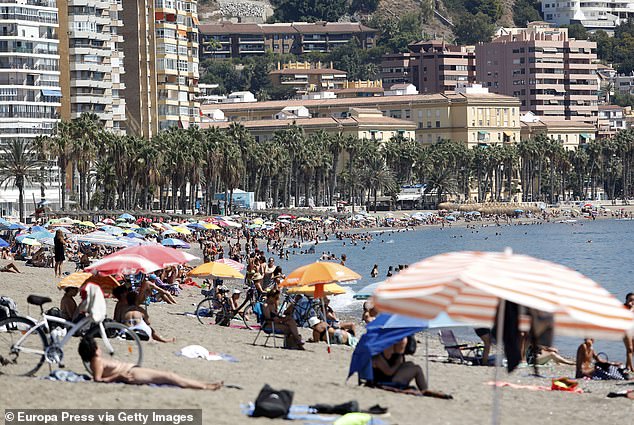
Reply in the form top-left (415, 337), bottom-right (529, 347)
top-left (0, 294), bottom-right (143, 377)
top-left (196, 284), bottom-right (261, 329)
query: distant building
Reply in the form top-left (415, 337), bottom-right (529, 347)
top-left (615, 72), bottom-right (634, 95)
top-left (541, 1), bottom-right (633, 32)
top-left (198, 22), bottom-right (376, 60)
top-left (520, 112), bottom-right (596, 149)
top-left (332, 80), bottom-right (383, 98)
top-left (384, 83), bottom-right (418, 96)
top-left (476, 22), bottom-right (598, 123)
top-left (410, 40), bottom-right (476, 94)
top-left (269, 62), bottom-right (347, 95)
top-left (380, 52), bottom-right (419, 87)
top-left (598, 105), bottom-right (627, 138)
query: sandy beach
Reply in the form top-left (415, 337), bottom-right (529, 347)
top-left (1, 256), bottom-right (633, 425)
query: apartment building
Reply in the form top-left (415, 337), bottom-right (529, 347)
top-left (121, 0), bottom-right (199, 138)
top-left (410, 40), bottom-right (476, 93)
top-left (198, 22), bottom-right (376, 60)
top-left (598, 104), bottom-right (627, 138)
top-left (201, 87), bottom-right (521, 147)
top-left (542, 1), bottom-right (634, 32)
top-left (269, 62), bottom-right (347, 95)
top-left (615, 72), bottom-right (634, 95)
top-left (57, 0), bottom-right (125, 134)
top-left (0, 0), bottom-right (61, 143)
top-left (476, 22), bottom-right (598, 123)
top-left (380, 52), bottom-right (419, 87)
top-left (520, 112), bottom-right (596, 150)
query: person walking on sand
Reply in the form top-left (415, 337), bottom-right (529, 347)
top-left (53, 229), bottom-right (65, 278)
top-left (370, 264), bottom-right (378, 278)
top-left (79, 336), bottom-right (222, 390)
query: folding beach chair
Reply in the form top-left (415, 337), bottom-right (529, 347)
top-left (251, 302), bottom-right (286, 348)
top-left (438, 329), bottom-right (485, 365)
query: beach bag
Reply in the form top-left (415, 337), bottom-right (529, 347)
top-left (0, 296), bottom-right (18, 321)
top-left (44, 307), bottom-right (65, 330)
top-left (252, 384), bottom-right (293, 419)
top-left (405, 335), bottom-right (417, 355)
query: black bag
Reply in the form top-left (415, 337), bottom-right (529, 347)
top-left (0, 296), bottom-right (18, 321)
top-left (44, 307), bottom-right (65, 330)
top-left (310, 400), bottom-right (359, 415)
top-left (252, 384), bottom-right (293, 419)
top-left (404, 334), bottom-right (417, 355)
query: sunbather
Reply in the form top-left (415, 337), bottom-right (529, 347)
top-left (307, 317), bottom-right (357, 347)
top-left (60, 287), bottom-right (79, 321)
top-left (137, 278), bottom-right (176, 305)
top-left (323, 297), bottom-right (356, 336)
top-left (372, 337), bottom-right (427, 391)
top-left (124, 292), bottom-right (174, 343)
top-left (78, 336), bottom-right (222, 390)
top-left (112, 285), bottom-right (129, 323)
top-left (534, 345), bottom-right (575, 366)
top-left (576, 338), bottom-right (627, 380)
top-left (0, 262), bottom-right (20, 273)
top-left (262, 289), bottom-right (304, 350)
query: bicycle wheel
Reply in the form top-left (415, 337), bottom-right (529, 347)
top-left (0, 316), bottom-right (47, 376)
top-left (82, 322), bottom-right (143, 375)
top-left (196, 297), bottom-right (223, 325)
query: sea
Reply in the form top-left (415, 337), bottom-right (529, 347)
top-left (281, 218), bottom-right (634, 360)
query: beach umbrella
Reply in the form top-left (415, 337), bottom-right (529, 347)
top-left (161, 238), bottom-right (190, 249)
top-left (287, 283), bottom-right (347, 297)
top-left (75, 231), bottom-right (131, 248)
top-left (85, 254), bottom-right (162, 276)
top-left (117, 222), bottom-right (133, 228)
top-left (220, 220), bottom-right (241, 228)
top-left (58, 272), bottom-right (120, 295)
top-left (8, 223), bottom-right (26, 230)
top-left (278, 214), bottom-right (294, 220)
top-left (172, 226), bottom-right (192, 235)
top-left (372, 249), bottom-right (634, 424)
top-left (188, 262), bottom-right (244, 279)
top-left (100, 225), bottom-right (123, 236)
top-left (135, 228), bottom-right (156, 235)
top-left (30, 225), bottom-right (47, 233)
top-left (78, 221), bottom-right (96, 228)
top-left (514, 209), bottom-right (524, 213)
top-left (202, 223), bottom-right (220, 230)
top-left (186, 222), bottom-right (206, 230)
top-left (215, 258), bottom-right (245, 271)
top-left (280, 262), bottom-right (361, 352)
top-left (102, 218), bottom-right (116, 225)
top-left (18, 237), bottom-right (40, 246)
top-left (252, 218), bottom-right (264, 225)
top-left (118, 213), bottom-right (135, 221)
top-left (162, 229), bottom-right (177, 236)
top-left (0, 239), bottom-right (8, 248)
top-left (108, 244), bottom-right (197, 269)
top-left (125, 232), bottom-right (143, 239)
top-left (353, 280), bottom-right (384, 300)
top-left (445, 215), bottom-right (456, 221)
top-left (296, 217), bottom-right (311, 222)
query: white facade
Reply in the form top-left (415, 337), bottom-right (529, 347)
top-left (0, 0), bottom-right (61, 143)
top-left (65, 0), bottom-right (125, 134)
top-left (542, 1), bottom-right (634, 32)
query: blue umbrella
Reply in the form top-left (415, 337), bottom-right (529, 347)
top-left (514, 209), bottom-right (524, 213)
top-left (125, 232), bottom-right (143, 239)
top-left (29, 230), bottom-right (54, 241)
top-left (186, 222), bottom-right (206, 230)
top-left (161, 238), bottom-right (190, 249)
top-left (445, 215), bottom-right (456, 221)
top-left (31, 225), bottom-right (47, 233)
top-left (118, 213), bottom-right (135, 221)
top-left (0, 239), bottom-right (8, 248)
top-left (353, 280), bottom-right (383, 300)
top-left (8, 223), bottom-right (25, 230)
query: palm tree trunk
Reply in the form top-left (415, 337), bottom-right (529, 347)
top-left (17, 179), bottom-right (24, 223)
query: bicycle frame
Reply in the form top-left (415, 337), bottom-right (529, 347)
top-left (12, 315), bottom-right (115, 359)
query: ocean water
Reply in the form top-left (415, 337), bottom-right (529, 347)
top-left (280, 219), bottom-right (634, 360)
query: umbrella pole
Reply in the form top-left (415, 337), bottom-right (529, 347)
top-left (425, 332), bottom-right (429, 387)
top-left (492, 299), bottom-right (506, 425)
top-left (321, 298), bottom-right (331, 354)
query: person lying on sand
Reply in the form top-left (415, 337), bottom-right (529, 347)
top-left (535, 345), bottom-right (575, 366)
top-left (78, 336), bottom-right (222, 390)
top-left (0, 262), bottom-right (20, 273)
top-left (307, 317), bottom-right (357, 347)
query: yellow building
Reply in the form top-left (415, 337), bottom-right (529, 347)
top-left (200, 107), bottom-right (417, 143)
top-left (201, 86), bottom-right (521, 147)
top-left (520, 116), bottom-right (596, 149)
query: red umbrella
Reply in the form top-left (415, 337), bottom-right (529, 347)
top-left (108, 244), bottom-right (198, 269)
top-left (85, 254), bottom-right (162, 276)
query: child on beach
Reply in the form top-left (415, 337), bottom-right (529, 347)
top-left (78, 337), bottom-right (222, 390)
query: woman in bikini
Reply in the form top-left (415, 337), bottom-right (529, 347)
top-left (79, 337), bottom-right (222, 390)
top-left (262, 290), bottom-right (304, 349)
top-left (372, 337), bottom-right (427, 391)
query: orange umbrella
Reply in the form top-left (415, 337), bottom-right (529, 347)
top-left (58, 272), bottom-right (120, 295)
top-left (287, 283), bottom-right (347, 297)
top-left (280, 262), bottom-right (361, 352)
top-left (188, 262), bottom-right (244, 279)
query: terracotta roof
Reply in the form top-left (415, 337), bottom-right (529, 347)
top-left (200, 115), bottom-right (416, 130)
top-left (269, 68), bottom-right (347, 75)
top-left (598, 105), bottom-right (623, 110)
top-left (332, 87), bottom-right (384, 94)
top-left (201, 93), bottom-right (518, 114)
top-left (292, 22), bottom-right (375, 34)
top-left (521, 120), bottom-right (596, 130)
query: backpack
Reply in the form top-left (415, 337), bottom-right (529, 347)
top-left (404, 334), bottom-right (417, 355)
top-left (252, 384), bottom-right (293, 419)
top-left (0, 296), bottom-right (18, 321)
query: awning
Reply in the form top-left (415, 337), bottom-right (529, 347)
top-left (397, 194), bottom-right (422, 202)
top-left (155, 12), bottom-right (164, 20)
top-left (503, 131), bottom-right (513, 137)
top-left (478, 131), bottom-right (489, 135)
top-left (41, 89), bottom-right (62, 97)
top-left (580, 133), bottom-right (590, 138)
top-left (178, 29), bottom-right (187, 37)
top-left (193, 16), bottom-right (199, 25)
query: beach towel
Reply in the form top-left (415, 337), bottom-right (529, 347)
top-left (486, 381), bottom-right (584, 394)
top-left (241, 404), bottom-right (389, 424)
top-left (78, 283), bottom-right (106, 323)
top-left (176, 345), bottom-right (239, 362)
top-left (44, 370), bottom-right (91, 383)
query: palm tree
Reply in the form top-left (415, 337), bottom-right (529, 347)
top-left (71, 112), bottom-right (100, 209)
top-left (35, 120), bottom-right (73, 210)
top-left (363, 156), bottom-right (397, 212)
top-left (0, 140), bottom-right (43, 222)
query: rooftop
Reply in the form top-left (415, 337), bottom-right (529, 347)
top-left (199, 22), bottom-right (376, 36)
top-left (200, 115), bottom-right (417, 130)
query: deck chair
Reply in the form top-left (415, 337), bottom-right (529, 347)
top-left (251, 302), bottom-right (286, 348)
top-left (438, 329), bottom-right (486, 365)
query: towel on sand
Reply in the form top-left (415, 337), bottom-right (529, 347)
top-left (176, 345), bottom-right (238, 362)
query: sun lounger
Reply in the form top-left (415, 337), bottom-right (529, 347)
top-left (251, 302), bottom-right (286, 348)
top-left (438, 329), bottom-right (489, 365)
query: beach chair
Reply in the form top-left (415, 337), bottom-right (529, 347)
top-left (251, 302), bottom-right (286, 348)
top-left (438, 329), bottom-right (485, 365)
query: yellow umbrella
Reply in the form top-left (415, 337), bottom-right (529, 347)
top-left (202, 223), bottom-right (221, 230)
top-left (188, 262), bottom-right (244, 279)
top-left (287, 283), bottom-right (347, 297)
top-left (252, 218), bottom-right (264, 225)
top-left (172, 226), bottom-right (192, 235)
top-left (57, 272), bottom-right (120, 295)
top-left (79, 221), bottom-right (96, 228)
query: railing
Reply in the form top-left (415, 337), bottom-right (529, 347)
top-left (0, 0), bottom-right (56, 6)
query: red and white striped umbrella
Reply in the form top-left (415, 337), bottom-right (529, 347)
top-left (85, 254), bottom-right (162, 276)
top-left (372, 250), bottom-right (634, 339)
top-left (215, 258), bottom-right (245, 271)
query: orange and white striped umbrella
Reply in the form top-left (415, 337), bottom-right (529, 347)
top-left (372, 250), bottom-right (634, 339)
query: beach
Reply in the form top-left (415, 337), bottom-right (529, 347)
top-left (1, 258), bottom-right (633, 425)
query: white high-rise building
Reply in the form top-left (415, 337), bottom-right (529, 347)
top-left (542, 1), bottom-right (634, 32)
top-left (57, 0), bottom-right (126, 133)
top-left (0, 0), bottom-right (61, 143)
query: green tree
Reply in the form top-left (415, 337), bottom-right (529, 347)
top-left (562, 24), bottom-right (588, 40)
top-left (466, 0), bottom-right (503, 22)
top-left (0, 140), bottom-right (43, 222)
top-left (454, 13), bottom-right (495, 45)
top-left (512, 0), bottom-right (542, 26)
top-left (271, 0), bottom-right (349, 22)
top-left (34, 121), bottom-right (73, 210)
